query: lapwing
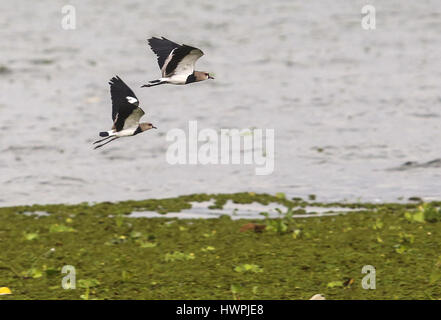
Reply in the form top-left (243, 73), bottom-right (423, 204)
top-left (93, 76), bottom-right (157, 149)
top-left (142, 36), bottom-right (214, 88)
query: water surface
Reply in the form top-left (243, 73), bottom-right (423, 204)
top-left (1, 1), bottom-right (441, 206)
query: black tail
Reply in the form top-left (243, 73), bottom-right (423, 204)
top-left (99, 131), bottom-right (109, 137)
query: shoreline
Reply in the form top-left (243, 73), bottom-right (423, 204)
top-left (1, 193), bottom-right (440, 299)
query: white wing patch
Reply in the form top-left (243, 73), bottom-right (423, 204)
top-left (161, 48), bottom-right (177, 77)
top-left (126, 96), bottom-right (139, 106)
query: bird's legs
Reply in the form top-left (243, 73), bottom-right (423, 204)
top-left (93, 135), bottom-right (113, 144)
top-left (141, 80), bottom-right (166, 88)
top-left (94, 137), bottom-right (119, 150)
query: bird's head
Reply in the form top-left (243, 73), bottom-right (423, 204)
top-left (140, 122), bottom-right (157, 132)
top-left (195, 71), bottom-right (215, 81)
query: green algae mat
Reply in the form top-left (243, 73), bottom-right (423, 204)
top-left (1, 192), bottom-right (441, 300)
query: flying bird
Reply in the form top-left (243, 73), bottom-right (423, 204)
top-left (142, 36), bottom-right (214, 88)
top-left (93, 76), bottom-right (156, 149)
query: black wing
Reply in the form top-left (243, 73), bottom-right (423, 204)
top-left (109, 76), bottom-right (140, 131)
top-left (147, 37), bottom-right (181, 70)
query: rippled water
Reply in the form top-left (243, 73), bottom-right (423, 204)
top-left (1, 1), bottom-right (441, 206)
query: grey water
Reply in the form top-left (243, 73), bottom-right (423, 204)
top-left (1, 0), bottom-right (441, 207)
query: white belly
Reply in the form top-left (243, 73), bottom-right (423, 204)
top-left (164, 74), bottom-right (188, 85)
top-left (116, 128), bottom-right (136, 137)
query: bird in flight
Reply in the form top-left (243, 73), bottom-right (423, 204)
top-left (142, 36), bottom-right (214, 88)
top-left (93, 76), bottom-right (156, 149)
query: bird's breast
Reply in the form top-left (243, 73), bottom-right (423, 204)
top-left (167, 74), bottom-right (189, 84)
top-left (185, 74), bottom-right (197, 84)
top-left (116, 127), bottom-right (137, 137)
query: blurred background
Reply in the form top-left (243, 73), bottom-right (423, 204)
top-left (1, 0), bottom-right (441, 206)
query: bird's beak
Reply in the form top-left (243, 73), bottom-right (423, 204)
top-left (208, 75), bottom-right (215, 79)
top-left (152, 126), bottom-right (157, 129)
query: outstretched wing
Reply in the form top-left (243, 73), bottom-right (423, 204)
top-left (165, 45), bottom-right (204, 77)
top-left (109, 76), bottom-right (144, 131)
top-left (120, 107), bottom-right (145, 131)
top-left (147, 37), bottom-right (181, 70)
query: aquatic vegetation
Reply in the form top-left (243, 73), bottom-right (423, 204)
top-left (275, 192), bottom-right (286, 200)
top-left (78, 279), bottom-right (100, 300)
top-left (1, 193), bottom-right (441, 299)
top-left (429, 256), bottom-right (441, 285)
top-left (327, 281), bottom-right (343, 288)
top-left (114, 213), bottom-right (125, 228)
top-left (393, 232), bottom-right (415, 254)
top-left (230, 284), bottom-right (240, 300)
top-left (137, 241), bottom-right (157, 248)
top-left (49, 224), bottom-right (76, 233)
top-left (260, 207), bottom-right (296, 234)
top-left (230, 284), bottom-right (258, 300)
top-left (405, 203), bottom-right (441, 223)
top-left (292, 228), bottom-right (302, 239)
top-left (203, 230), bottom-right (216, 238)
top-left (129, 231), bottom-right (143, 239)
top-left (234, 264), bottom-right (263, 274)
top-left (420, 205), bottom-right (441, 222)
top-left (23, 232), bottom-right (39, 241)
top-left (105, 235), bottom-right (128, 246)
top-left (164, 251), bottom-right (195, 262)
top-left (23, 268), bottom-right (43, 279)
top-left (372, 218), bottom-right (383, 230)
